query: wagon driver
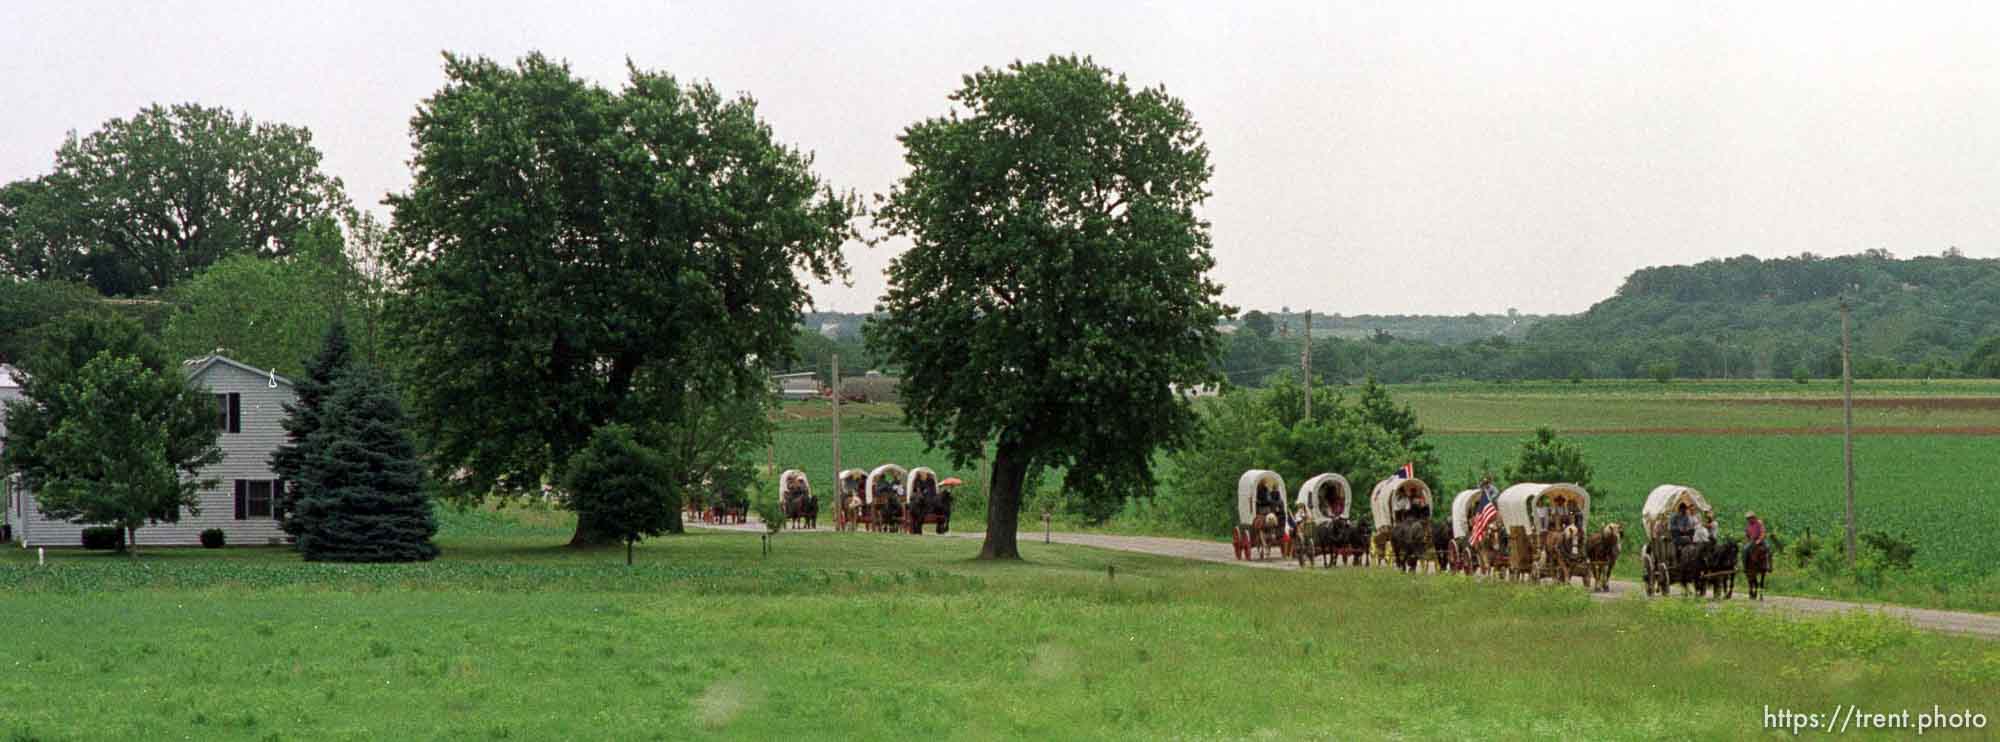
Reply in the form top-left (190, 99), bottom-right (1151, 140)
top-left (1670, 502), bottom-right (1696, 547)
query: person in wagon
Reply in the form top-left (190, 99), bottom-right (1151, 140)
top-left (1692, 510), bottom-right (1714, 545)
top-left (1744, 511), bottom-right (1765, 547)
top-left (1670, 502), bottom-right (1697, 547)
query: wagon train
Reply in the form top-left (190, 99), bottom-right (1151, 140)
top-left (833, 468), bottom-right (870, 532)
top-left (896, 467), bottom-right (956, 535)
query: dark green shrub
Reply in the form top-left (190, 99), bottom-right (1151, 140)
top-left (200, 529), bottom-right (227, 549)
top-left (1859, 529), bottom-right (1916, 570)
top-left (81, 526), bottom-right (125, 550)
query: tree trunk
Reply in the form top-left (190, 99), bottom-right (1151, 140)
top-left (979, 440), bottom-right (1029, 560)
top-left (568, 510), bottom-right (622, 547)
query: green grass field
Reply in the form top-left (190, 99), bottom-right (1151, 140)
top-left (2, 508), bottom-right (1995, 740)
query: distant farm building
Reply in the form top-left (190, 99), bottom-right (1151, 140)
top-left (772, 371), bottom-right (822, 401)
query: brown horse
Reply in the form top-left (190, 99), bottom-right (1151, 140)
top-left (1247, 512), bottom-right (1287, 560)
top-left (1473, 527), bottom-right (1505, 576)
top-left (1506, 528), bottom-right (1536, 582)
top-left (1583, 523), bottom-right (1622, 592)
top-left (1370, 527), bottom-right (1395, 567)
top-left (1744, 540), bottom-right (1771, 600)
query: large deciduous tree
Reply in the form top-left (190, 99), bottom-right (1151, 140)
top-left (1, 104), bottom-right (347, 294)
top-left (0, 313), bottom-right (223, 551)
top-left (870, 56), bottom-right (1228, 559)
top-left (386, 53), bottom-right (853, 545)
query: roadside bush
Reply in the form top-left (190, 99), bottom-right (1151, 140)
top-left (1859, 529), bottom-right (1916, 570)
top-left (750, 490), bottom-right (784, 534)
top-left (1792, 365), bottom-right (1810, 384)
top-left (1791, 530), bottom-right (1821, 567)
top-left (200, 529), bottom-right (227, 548)
top-left (81, 527), bottom-right (125, 550)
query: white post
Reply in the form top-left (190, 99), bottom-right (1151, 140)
top-left (38, 547), bottom-right (45, 566)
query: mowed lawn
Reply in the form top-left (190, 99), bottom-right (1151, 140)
top-left (2, 510), bottom-right (1997, 740)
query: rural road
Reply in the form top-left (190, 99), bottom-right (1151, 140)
top-left (696, 520), bottom-right (2000, 640)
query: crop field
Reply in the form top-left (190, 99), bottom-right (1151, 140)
top-left (1391, 379), bottom-right (2000, 433)
top-left (2, 509), bottom-right (1995, 740)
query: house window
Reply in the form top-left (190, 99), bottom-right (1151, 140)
top-left (216, 393), bottom-right (241, 434)
top-left (234, 479), bottom-right (275, 519)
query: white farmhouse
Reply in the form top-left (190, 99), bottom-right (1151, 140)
top-left (5, 355), bottom-right (297, 548)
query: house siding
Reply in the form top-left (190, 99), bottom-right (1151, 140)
top-left (9, 358), bottom-right (295, 548)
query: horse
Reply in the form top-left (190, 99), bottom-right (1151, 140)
top-left (783, 490), bottom-right (818, 530)
top-left (1473, 527), bottom-right (1505, 577)
top-left (1743, 540), bottom-right (1770, 600)
top-left (1370, 527), bottom-right (1395, 567)
top-left (1390, 520), bottom-right (1429, 573)
top-left (1428, 520), bottom-right (1453, 574)
top-left (1506, 529), bottom-right (1536, 582)
top-left (839, 495), bottom-right (864, 533)
top-left (1247, 512), bottom-right (1286, 560)
top-left (1540, 527), bottom-right (1580, 585)
top-left (1704, 538), bottom-right (1740, 599)
top-left (1582, 523), bottom-right (1621, 592)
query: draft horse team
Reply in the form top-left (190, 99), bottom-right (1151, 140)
top-left (1235, 469), bottom-right (1771, 600)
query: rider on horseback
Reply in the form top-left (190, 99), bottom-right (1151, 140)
top-left (1744, 511), bottom-right (1764, 546)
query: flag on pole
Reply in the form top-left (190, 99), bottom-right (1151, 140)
top-left (1394, 463), bottom-right (1414, 480)
top-left (1470, 501), bottom-right (1500, 543)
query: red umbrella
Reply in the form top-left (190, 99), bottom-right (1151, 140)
top-left (939, 477), bottom-right (964, 487)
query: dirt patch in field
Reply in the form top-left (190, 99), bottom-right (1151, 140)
top-left (1719, 397), bottom-right (2000, 410)
top-left (695, 678), bottom-right (759, 728)
top-left (1435, 426), bottom-right (2000, 436)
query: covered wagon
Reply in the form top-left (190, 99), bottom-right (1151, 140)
top-left (778, 469), bottom-right (818, 529)
top-left (1640, 484), bottom-right (1740, 598)
top-left (1292, 474), bottom-right (1363, 567)
top-left (834, 468), bottom-right (870, 532)
top-left (1495, 483), bottom-right (1591, 584)
top-left (1232, 470), bottom-right (1289, 561)
top-left (865, 464), bottom-right (909, 533)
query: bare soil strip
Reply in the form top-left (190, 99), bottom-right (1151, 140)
top-left (694, 520), bottom-right (2000, 639)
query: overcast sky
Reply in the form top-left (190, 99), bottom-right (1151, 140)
top-left (4, 2), bottom-right (1997, 315)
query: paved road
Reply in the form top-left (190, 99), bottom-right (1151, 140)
top-left (695, 519), bottom-right (2000, 640)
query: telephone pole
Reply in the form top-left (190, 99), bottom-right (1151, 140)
top-left (1302, 311), bottom-right (1313, 421)
top-left (1840, 299), bottom-right (1856, 567)
top-left (831, 353), bottom-right (843, 482)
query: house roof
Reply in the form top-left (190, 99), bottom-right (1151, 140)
top-left (0, 364), bottom-right (18, 389)
top-left (182, 355), bottom-right (295, 389)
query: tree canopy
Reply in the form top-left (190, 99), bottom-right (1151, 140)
top-left (870, 56), bottom-right (1228, 558)
top-left (385, 52), bottom-right (853, 544)
top-left (1, 103), bottom-right (348, 295)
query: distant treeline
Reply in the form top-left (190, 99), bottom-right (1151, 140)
top-left (1216, 251), bottom-right (2000, 385)
top-left (789, 251), bottom-right (2000, 386)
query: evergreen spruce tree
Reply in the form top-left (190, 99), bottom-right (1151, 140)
top-left (271, 320), bottom-right (352, 540)
top-left (293, 365), bottom-right (439, 562)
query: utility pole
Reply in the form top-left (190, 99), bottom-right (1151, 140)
top-left (831, 353), bottom-right (843, 482)
top-left (1840, 298), bottom-right (1856, 567)
top-left (1302, 311), bottom-right (1313, 421)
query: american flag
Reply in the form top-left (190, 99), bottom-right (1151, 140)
top-left (1395, 463), bottom-right (1415, 479)
top-left (1470, 500), bottom-right (1500, 543)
